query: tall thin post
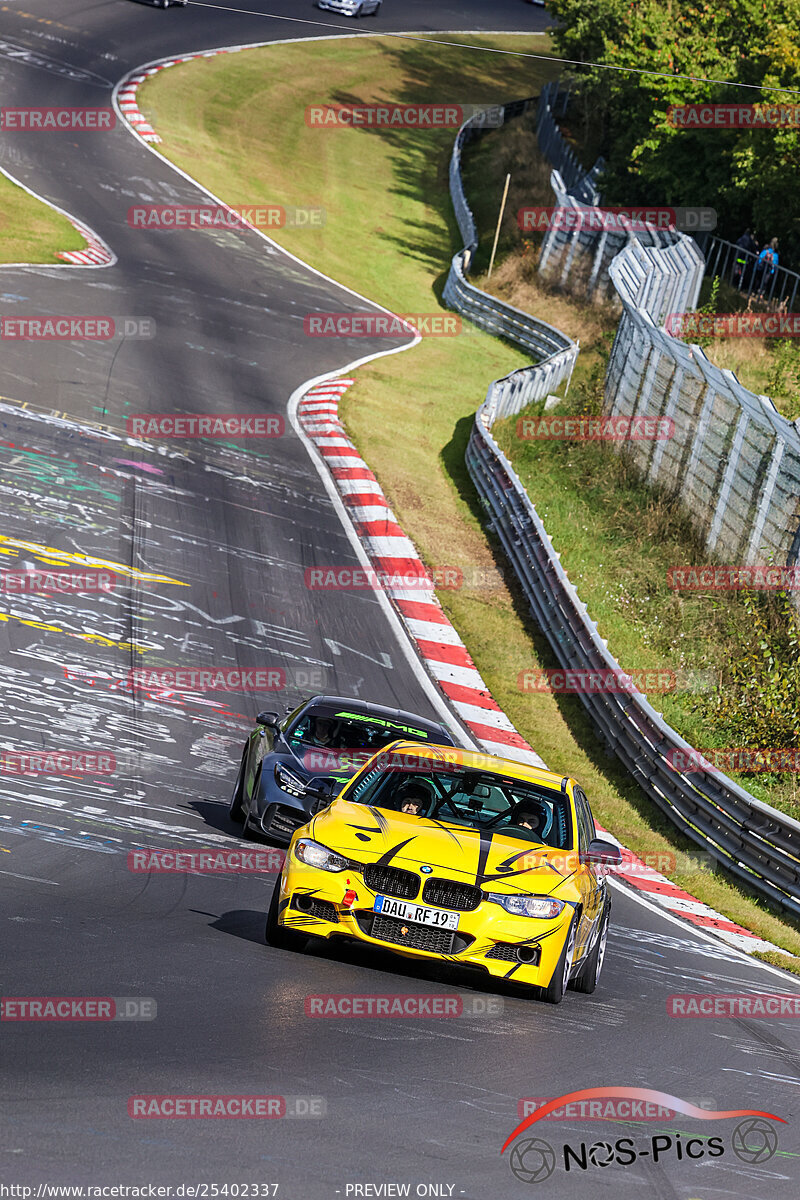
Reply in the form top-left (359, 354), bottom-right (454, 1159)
top-left (487, 173), bottom-right (511, 281)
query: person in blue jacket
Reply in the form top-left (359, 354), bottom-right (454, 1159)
top-left (755, 238), bottom-right (779, 295)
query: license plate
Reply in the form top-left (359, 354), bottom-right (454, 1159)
top-left (373, 894), bottom-right (459, 931)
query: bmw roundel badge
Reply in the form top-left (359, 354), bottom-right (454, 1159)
top-left (420, 865), bottom-right (433, 874)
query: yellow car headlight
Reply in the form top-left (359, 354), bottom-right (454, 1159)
top-left (294, 837), bottom-right (350, 873)
top-left (486, 893), bottom-right (566, 919)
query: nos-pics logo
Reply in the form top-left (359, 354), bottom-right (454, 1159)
top-left (502, 1088), bottom-right (784, 1183)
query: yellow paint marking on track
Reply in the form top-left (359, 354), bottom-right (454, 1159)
top-left (0, 611), bottom-right (144, 653)
top-left (0, 536), bottom-right (187, 586)
top-left (0, 6), bottom-right (80, 34)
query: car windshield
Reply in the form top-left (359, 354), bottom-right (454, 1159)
top-left (286, 710), bottom-right (437, 753)
top-left (346, 766), bottom-right (574, 850)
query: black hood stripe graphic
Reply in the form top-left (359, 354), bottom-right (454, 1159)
top-left (426, 818), bottom-right (465, 847)
top-left (376, 836), bottom-right (417, 865)
top-left (368, 807), bottom-right (391, 833)
top-left (474, 831), bottom-right (495, 887)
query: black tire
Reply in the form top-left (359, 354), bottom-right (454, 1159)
top-left (571, 899), bottom-right (611, 995)
top-left (540, 914), bottom-right (578, 1005)
top-left (243, 815), bottom-right (261, 842)
top-left (265, 875), bottom-right (307, 951)
top-left (228, 753), bottom-right (247, 822)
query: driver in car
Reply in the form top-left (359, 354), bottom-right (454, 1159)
top-left (395, 780), bottom-right (434, 817)
top-left (311, 717), bottom-right (338, 747)
top-left (510, 801), bottom-right (548, 840)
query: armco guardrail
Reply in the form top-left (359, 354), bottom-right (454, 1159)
top-left (442, 99), bottom-right (579, 391)
top-left (447, 95), bottom-right (800, 918)
top-left (537, 80), bottom-right (603, 206)
top-left (467, 408), bottom-right (800, 918)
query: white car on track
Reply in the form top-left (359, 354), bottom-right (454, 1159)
top-left (317, 0), bottom-right (382, 16)
top-left (132, 0), bottom-right (188, 9)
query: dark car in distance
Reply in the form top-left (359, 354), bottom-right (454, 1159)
top-left (228, 694), bottom-right (456, 844)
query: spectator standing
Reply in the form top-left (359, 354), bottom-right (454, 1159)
top-left (755, 237), bottom-right (779, 296)
top-left (732, 228), bottom-right (757, 289)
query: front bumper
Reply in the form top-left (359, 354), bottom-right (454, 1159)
top-left (247, 772), bottom-right (324, 844)
top-left (251, 802), bottom-right (309, 845)
top-left (277, 856), bottom-right (572, 989)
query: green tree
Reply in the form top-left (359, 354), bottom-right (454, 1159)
top-left (546, 0), bottom-right (800, 261)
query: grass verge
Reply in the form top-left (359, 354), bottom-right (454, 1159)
top-left (138, 34), bottom-right (800, 964)
top-left (0, 171), bottom-right (85, 263)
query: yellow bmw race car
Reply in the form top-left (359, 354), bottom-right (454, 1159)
top-left (265, 743), bottom-right (621, 1003)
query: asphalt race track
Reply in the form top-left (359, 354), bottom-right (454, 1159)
top-left (0, 2), bottom-right (798, 1196)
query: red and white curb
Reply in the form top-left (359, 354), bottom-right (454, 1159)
top-left (298, 379), bottom-right (547, 771)
top-left (298, 377), bottom-right (783, 959)
top-left (116, 48), bottom-right (246, 145)
top-left (0, 166), bottom-right (114, 270)
top-left (57, 214), bottom-right (113, 267)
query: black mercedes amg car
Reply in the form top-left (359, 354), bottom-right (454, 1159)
top-left (228, 694), bottom-right (456, 844)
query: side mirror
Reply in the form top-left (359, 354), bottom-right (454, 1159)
top-left (256, 710), bottom-right (280, 728)
top-left (303, 777), bottom-right (337, 810)
top-left (584, 838), bottom-right (623, 868)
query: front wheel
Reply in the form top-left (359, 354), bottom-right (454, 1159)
top-left (540, 914), bottom-right (577, 1005)
top-left (265, 875), bottom-right (307, 951)
top-left (571, 899), bottom-right (610, 994)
